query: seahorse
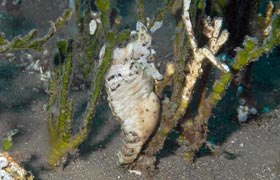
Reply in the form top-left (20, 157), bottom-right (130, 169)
top-left (105, 22), bottom-right (162, 165)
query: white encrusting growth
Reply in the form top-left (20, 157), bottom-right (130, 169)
top-left (0, 157), bottom-right (8, 168)
top-left (89, 11), bottom-right (101, 35)
top-left (237, 105), bottom-right (257, 123)
top-left (0, 152), bottom-right (33, 179)
top-left (150, 21), bottom-right (163, 33)
top-left (180, 0), bottom-right (230, 108)
top-left (89, 19), bottom-right (97, 35)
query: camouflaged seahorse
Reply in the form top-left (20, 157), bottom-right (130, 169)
top-left (105, 22), bottom-right (163, 165)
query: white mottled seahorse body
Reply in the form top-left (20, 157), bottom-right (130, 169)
top-left (105, 23), bottom-right (162, 165)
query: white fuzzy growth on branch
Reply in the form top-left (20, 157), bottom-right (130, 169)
top-left (201, 48), bottom-right (230, 72)
top-left (89, 19), bottom-right (97, 35)
top-left (150, 21), bottom-right (163, 33)
top-left (182, 0), bottom-right (198, 53)
top-left (179, 0), bottom-right (230, 112)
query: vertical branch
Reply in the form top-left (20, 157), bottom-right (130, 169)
top-left (155, 19), bottom-right (188, 100)
top-left (95, 0), bottom-right (110, 30)
top-left (142, 0), bottom-right (198, 158)
top-left (170, 20), bottom-right (189, 104)
top-left (47, 66), bottom-right (59, 112)
top-left (180, 7), bottom-right (280, 162)
top-left (47, 65), bottom-right (60, 140)
top-left (47, 39), bottom-right (75, 166)
top-left (153, 0), bottom-right (175, 22)
top-left (57, 40), bottom-right (73, 137)
top-left (179, 0), bottom-right (229, 117)
top-left (82, 17), bottom-right (103, 78)
top-left (75, 0), bottom-right (82, 32)
top-left (137, 0), bottom-right (145, 22)
top-left (64, 99), bottom-right (74, 142)
top-left (71, 0), bottom-right (131, 145)
top-left (180, 72), bottom-right (232, 162)
top-left (48, 0), bottom-right (131, 166)
top-left (182, 0), bottom-right (198, 53)
top-left (72, 47), bottom-right (112, 143)
top-left (143, 0), bottom-right (229, 163)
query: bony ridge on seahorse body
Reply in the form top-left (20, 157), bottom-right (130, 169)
top-left (105, 21), bottom-right (163, 165)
